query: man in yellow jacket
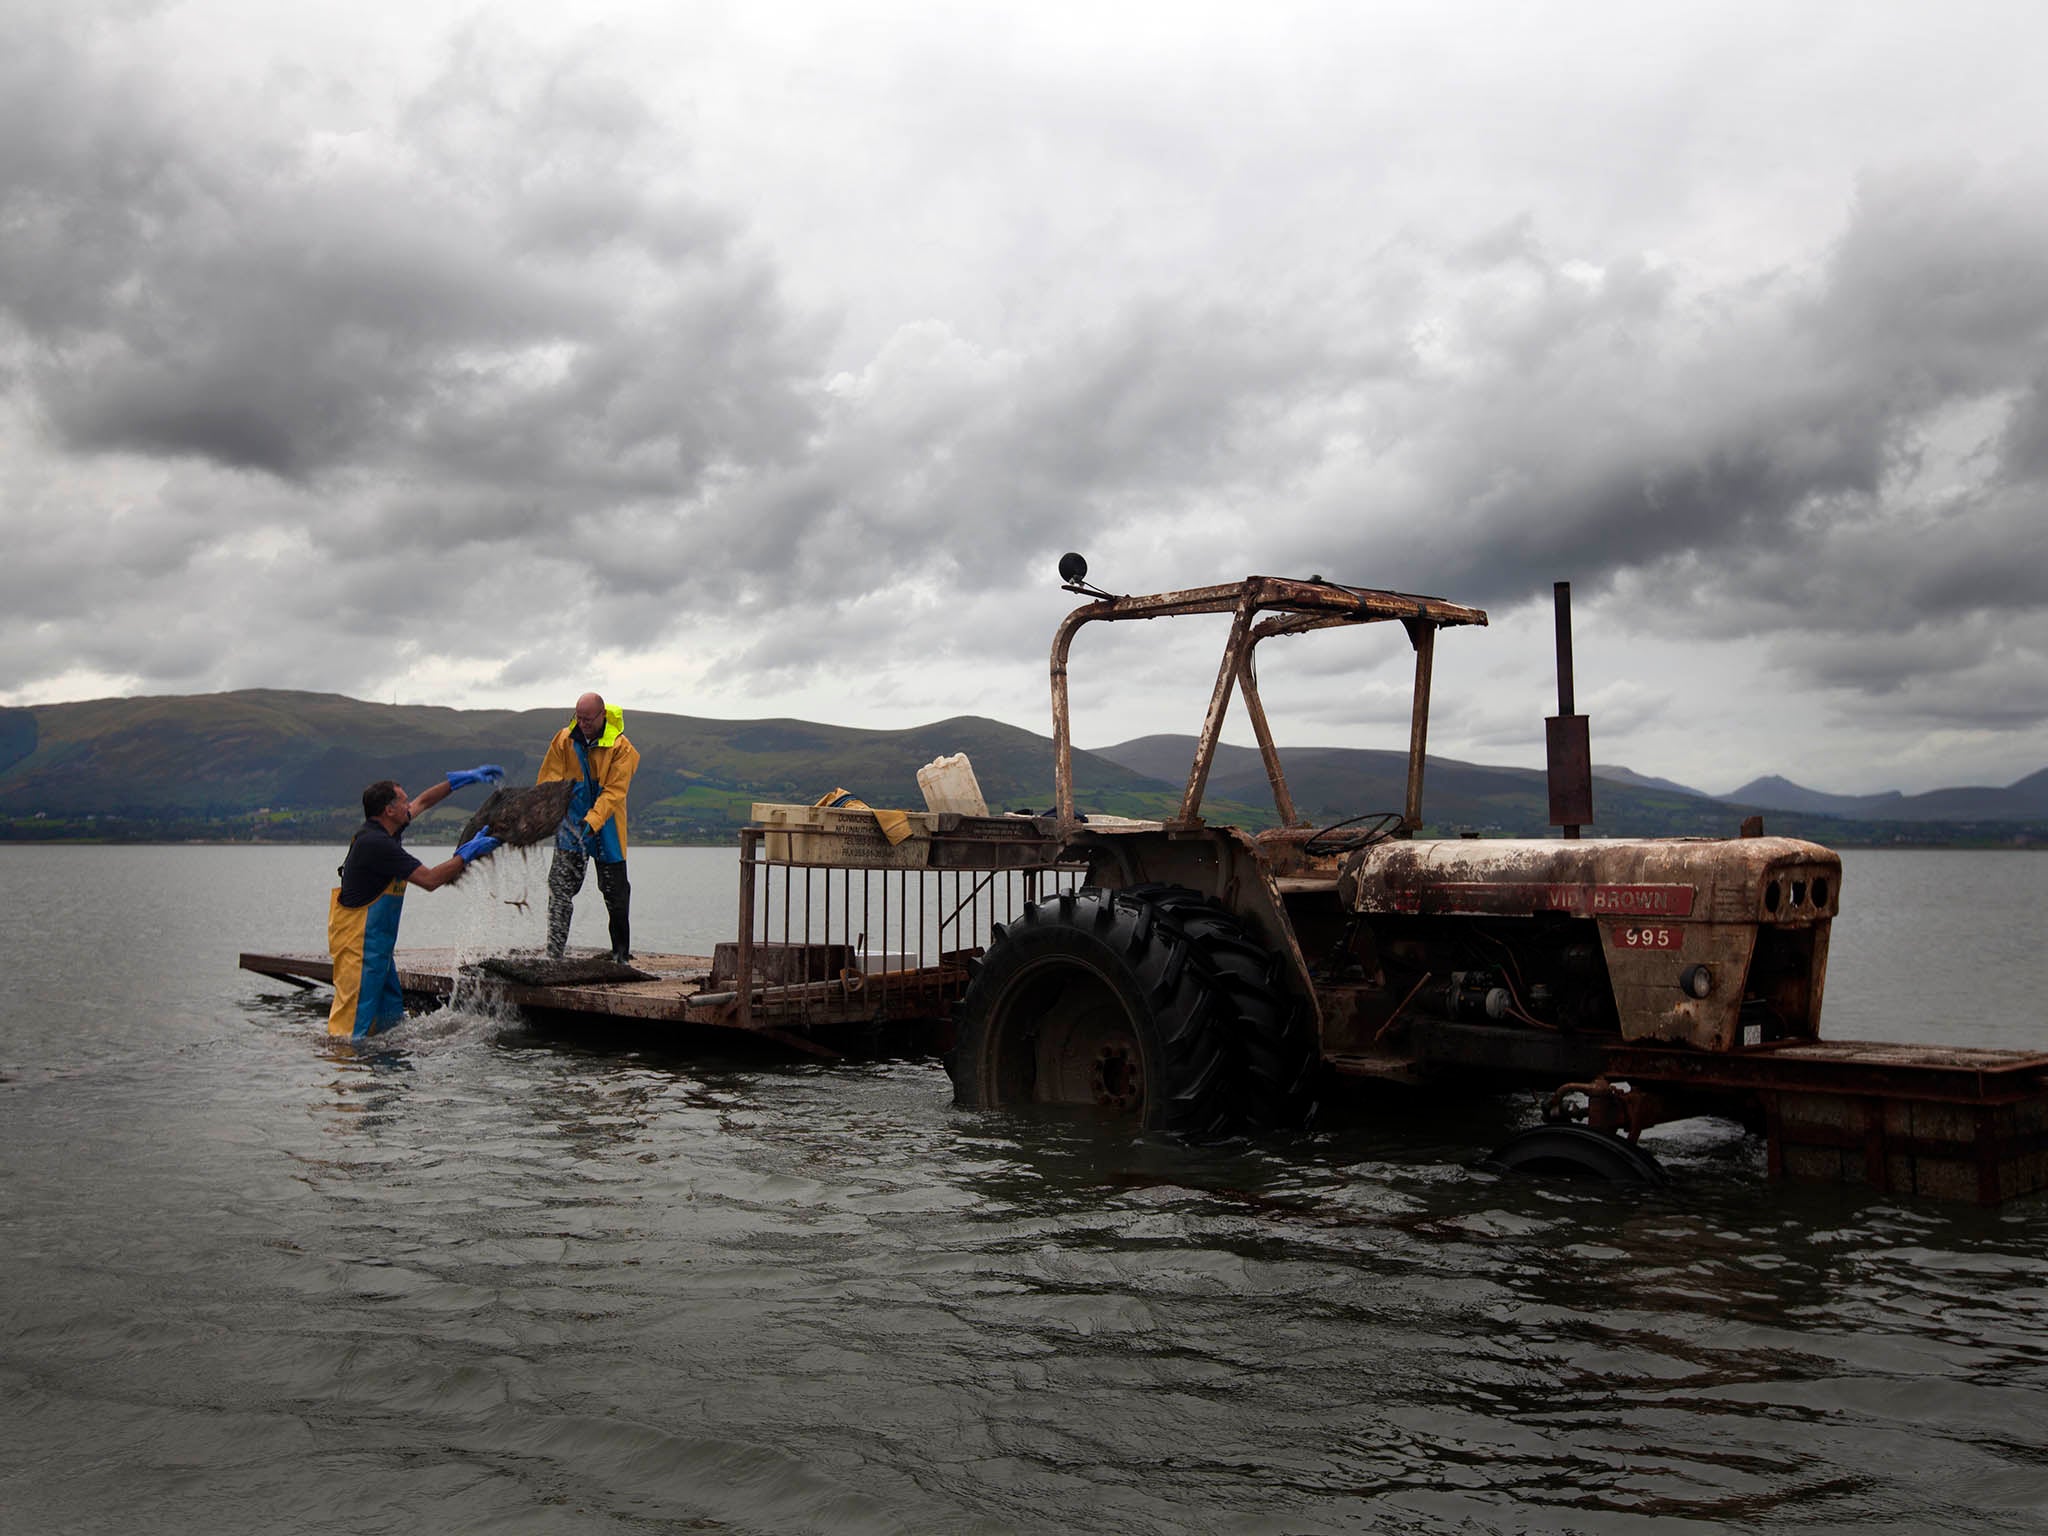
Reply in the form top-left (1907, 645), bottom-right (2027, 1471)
top-left (539, 692), bottom-right (641, 962)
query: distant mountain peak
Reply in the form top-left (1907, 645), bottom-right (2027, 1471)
top-left (1591, 764), bottom-right (1708, 799)
top-left (1723, 775), bottom-right (1904, 816)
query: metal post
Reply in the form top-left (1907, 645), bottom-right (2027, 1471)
top-left (1181, 596), bottom-right (1258, 823)
top-left (1236, 649), bottom-right (1301, 827)
top-left (1546, 580), bottom-right (1594, 838)
top-left (1554, 580), bottom-right (1576, 718)
top-left (1404, 620), bottom-right (1436, 830)
top-left (736, 829), bottom-right (758, 1030)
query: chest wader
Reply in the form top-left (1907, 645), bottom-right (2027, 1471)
top-left (546, 735), bottom-right (631, 961)
top-left (327, 878), bottom-right (409, 1038)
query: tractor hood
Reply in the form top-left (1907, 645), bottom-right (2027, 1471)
top-left (1341, 836), bottom-right (1840, 926)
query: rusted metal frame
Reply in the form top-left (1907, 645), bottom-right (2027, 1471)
top-left (1862, 1099), bottom-right (1888, 1190)
top-left (1258, 580), bottom-right (1487, 630)
top-left (1068, 575), bottom-right (1485, 628)
top-left (1763, 1094), bottom-right (1786, 1180)
top-left (874, 868), bottom-right (887, 1007)
top-left (1245, 575), bottom-right (1485, 626)
top-left (884, 867), bottom-right (897, 1009)
top-left (1052, 578), bottom-right (1480, 821)
top-left (1401, 617), bottom-right (1437, 831)
top-left (1761, 1103), bottom-right (2047, 1162)
top-left (1554, 583), bottom-right (1577, 717)
top-left (736, 829), bottom-right (759, 1030)
top-left (1628, 1069), bottom-right (2043, 1204)
top-left (1549, 581), bottom-right (1590, 839)
top-left (1977, 1105), bottom-right (2002, 1205)
top-left (1180, 591), bottom-right (1262, 823)
top-left (1246, 606), bottom-right (1446, 827)
top-left (1606, 1044), bottom-right (2048, 1105)
top-left (1233, 636), bottom-right (1301, 827)
top-left (1053, 594), bottom-right (1241, 819)
top-left (1247, 610), bottom-right (1378, 642)
top-left (941, 871), bottom-right (1000, 931)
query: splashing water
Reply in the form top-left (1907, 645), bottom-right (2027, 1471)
top-left (440, 846), bottom-right (549, 1027)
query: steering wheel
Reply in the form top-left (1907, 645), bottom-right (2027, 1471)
top-left (1302, 810), bottom-right (1407, 858)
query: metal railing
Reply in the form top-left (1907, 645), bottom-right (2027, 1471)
top-left (730, 827), bottom-right (1087, 1027)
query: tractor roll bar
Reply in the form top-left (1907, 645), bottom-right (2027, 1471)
top-left (1050, 576), bottom-right (1488, 828)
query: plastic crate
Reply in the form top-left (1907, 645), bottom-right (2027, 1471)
top-left (750, 802), bottom-right (936, 868)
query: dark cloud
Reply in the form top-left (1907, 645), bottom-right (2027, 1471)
top-left (0, 11), bottom-right (832, 699)
top-left (2000, 373), bottom-right (2048, 484)
top-left (1241, 169), bottom-right (2048, 723)
top-left (2, 5), bottom-right (2045, 784)
top-left (1, 14), bottom-right (818, 494)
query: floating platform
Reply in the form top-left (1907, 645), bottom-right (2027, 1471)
top-left (1609, 1038), bottom-right (2048, 1205)
top-left (238, 945), bottom-right (970, 1058)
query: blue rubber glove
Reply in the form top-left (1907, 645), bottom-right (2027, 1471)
top-left (446, 764), bottom-right (505, 791)
top-left (455, 827), bottom-right (501, 863)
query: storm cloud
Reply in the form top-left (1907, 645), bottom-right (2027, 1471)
top-left (2, 1), bottom-right (2045, 792)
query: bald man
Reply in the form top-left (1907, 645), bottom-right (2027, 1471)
top-left (537, 692), bottom-right (641, 961)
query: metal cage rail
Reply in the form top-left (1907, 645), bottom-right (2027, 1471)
top-left (725, 826), bottom-right (1089, 1031)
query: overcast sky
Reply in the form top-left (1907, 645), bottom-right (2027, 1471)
top-left (4, 0), bottom-right (2046, 795)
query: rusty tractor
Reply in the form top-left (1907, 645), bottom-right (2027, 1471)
top-left (945, 558), bottom-right (2008, 1191)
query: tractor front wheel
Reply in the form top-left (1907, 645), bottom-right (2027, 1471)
top-left (1482, 1124), bottom-right (1667, 1185)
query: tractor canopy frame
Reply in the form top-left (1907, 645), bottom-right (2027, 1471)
top-left (1049, 575), bottom-right (1489, 830)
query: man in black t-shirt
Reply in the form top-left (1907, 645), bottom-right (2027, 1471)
top-left (327, 769), bottom-right (504, 1039)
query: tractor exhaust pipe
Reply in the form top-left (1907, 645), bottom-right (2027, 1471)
top-left (1547, 581), bottom-right (1594, 839)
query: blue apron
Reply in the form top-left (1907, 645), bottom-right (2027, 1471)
top-left (558, 734), bottom-right (625, 862)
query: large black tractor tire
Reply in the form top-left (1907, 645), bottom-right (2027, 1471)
top-left (947, 885), bottom-right (1312, 1138)
top-left (1118, 884), bottom-right (1319, 1133)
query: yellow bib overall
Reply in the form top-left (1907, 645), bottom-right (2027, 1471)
top-left (326, 878), bottom-right (408, 1038)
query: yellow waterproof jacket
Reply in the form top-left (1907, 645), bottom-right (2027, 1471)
top-left (538, 705), bottom-right (640, 860)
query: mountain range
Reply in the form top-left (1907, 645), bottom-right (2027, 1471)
top-left (1, 692), bottom-right (2043, 846)
top-left (1582, 760), bottom-right (2048, 823)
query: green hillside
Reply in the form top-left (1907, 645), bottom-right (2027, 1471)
top-left (0, 692), bottom-right (1265, 844)
top-left (2, 695), bottom-right (2041, 847)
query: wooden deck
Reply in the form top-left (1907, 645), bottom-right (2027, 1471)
top-left (238, 946), bottom-right (970, 1057)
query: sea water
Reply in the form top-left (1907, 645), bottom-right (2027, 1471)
top-left (1, 844), bottom-right (2045, 1534)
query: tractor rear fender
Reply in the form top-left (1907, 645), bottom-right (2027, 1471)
top-left (1065, 825), bottom-right (1323, 1041)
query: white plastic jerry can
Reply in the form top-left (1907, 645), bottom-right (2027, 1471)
top-left (917, 753), bottom-right (988, 816)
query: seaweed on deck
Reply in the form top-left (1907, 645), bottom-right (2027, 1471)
top-left (466, 954), bottom-right (656, 986)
